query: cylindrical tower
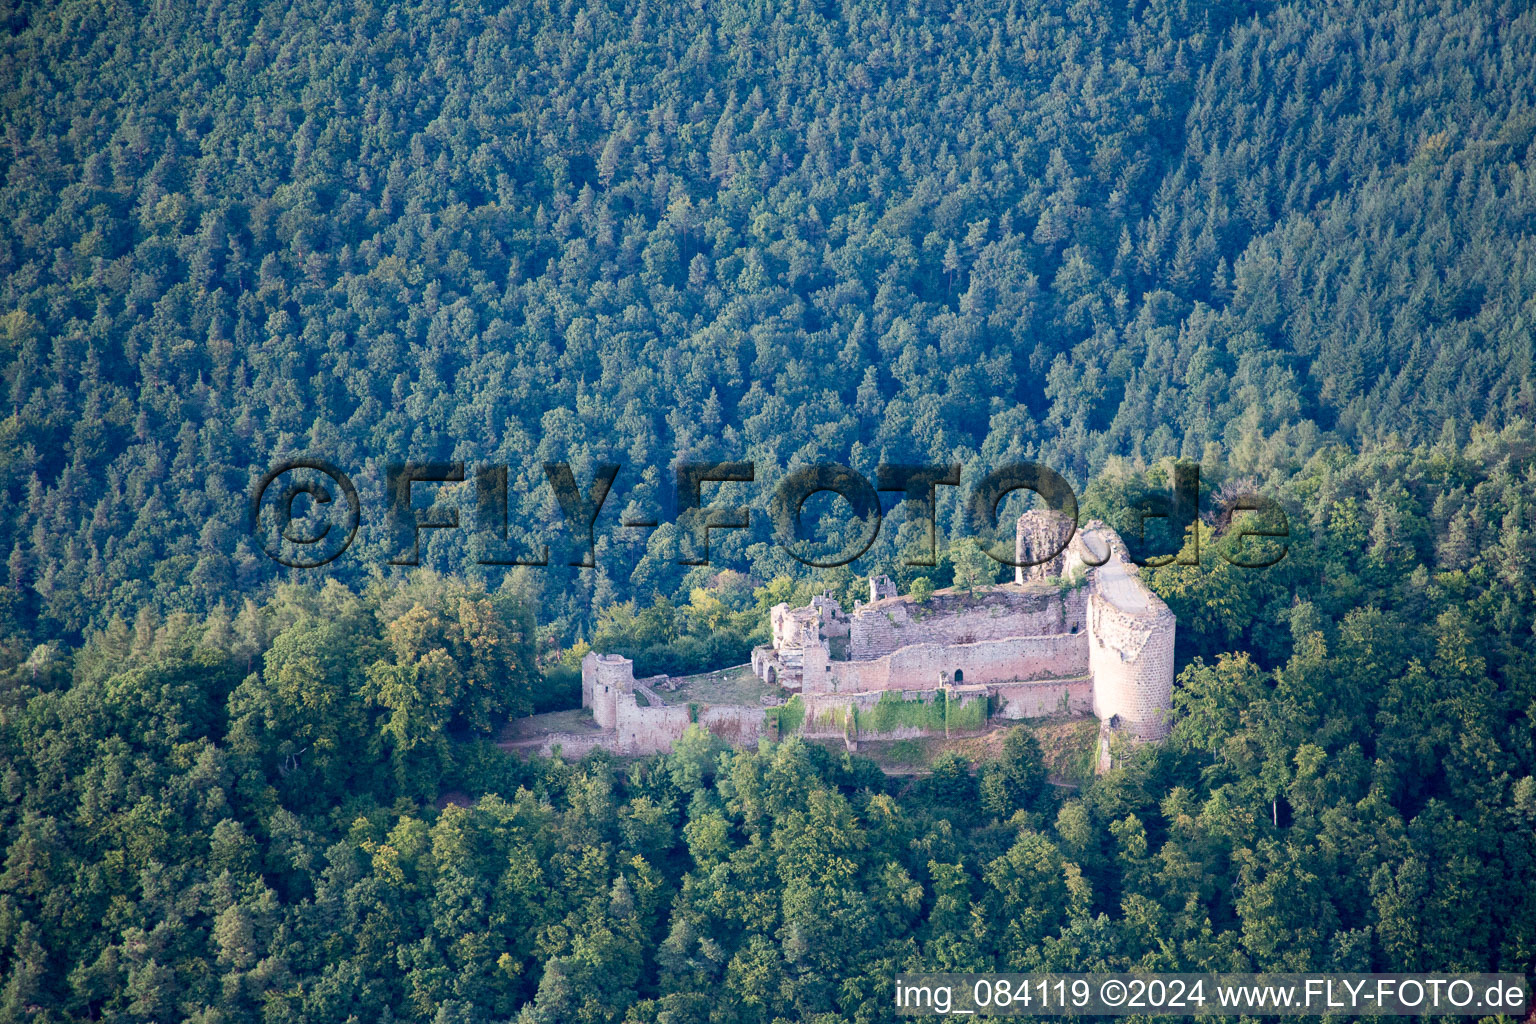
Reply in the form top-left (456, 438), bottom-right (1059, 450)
top-left (582, 652), bottom-right (634, 730)
top-left (1086, 555), bottom-right (1176, 740)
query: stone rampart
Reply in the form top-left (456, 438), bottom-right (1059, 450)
top-left (697, 704), bottom-right (770, 746)
top-left (613, 695), bottom-right (691, 754)
top-left (795, 684), bottom-right (991, 742)
top-left (534, 731), bottom-right (618, 759)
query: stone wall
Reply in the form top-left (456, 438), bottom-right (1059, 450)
top-left (697, 704), bottom-right (770, 746)
top-left (1062, 521), bottom-right (1119, 578)
top-left (612, 696), bottom-right (692, 754)
top-left (1015, 509), bottom-right (1076, 582)
top-left (846, 586), bottom-right (1086, 661)
top-left (819, 632), bottom-right (1089, 693)
top-left (795, 684), bottom-right (991, 741)
top-left (535, 731), bottom-right (618, 759)
top-left (869, 574), bottom-right (898, 601)
top-left (797, 691), bottom-right (882, 739)
top-left (991, 677), bottom-right (1094, 719)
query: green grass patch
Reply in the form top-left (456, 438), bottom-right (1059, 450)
top-left (810, 705), bottom-right (849, 731)
top-left (775, 695), bottom-right (806, 735)
top-left (856, 691), bottom-right (948, 734)
top-left (883, 739), bottom-right (927, 765)
top-left (1032, 719), bottom-right (1103, 784)
top-left (947, 695), bottom-right (987, 732)
top-left (1063, 731), bottom-right (1100, 783)
top-left (667, 664), bottom-right (779, 704)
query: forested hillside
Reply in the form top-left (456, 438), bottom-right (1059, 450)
top-left (3, 0), bottom-right (1536, 1020)
top-left (2, 436), bottom-right (1535, 1022)
top-left (4, 0), bottom-right (1536, 638)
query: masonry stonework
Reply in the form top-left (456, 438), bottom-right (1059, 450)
top-left (556, 512), bottom-right (1176, 771)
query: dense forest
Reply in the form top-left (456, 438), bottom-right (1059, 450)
top-left (3, 436), bottom-right (1536, 1021)
top-left (2, 0), bottom-right (1536, 1019)
top-left (4, 0), bottom-right (1536, 637)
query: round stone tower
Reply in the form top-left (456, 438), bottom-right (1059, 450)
top-left (582, 652), bottom-right (636, 730)
top-left (1084, 539), bottom-right (1176, 740)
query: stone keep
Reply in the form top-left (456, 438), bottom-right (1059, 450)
top-left (1077, 527), bottom-right (1176, 743)
top-left (575, 652), bottom-right (758, 756)
top-left (583, 652), bottom-right (634, 730)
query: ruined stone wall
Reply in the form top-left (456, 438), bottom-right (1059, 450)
top-left (847, 587), bottom-right (1086, 661)
top-left (947, 685), bottom-right (991, 736)
top-left (538, 701), bottom-right (771, 760)
top-left (697, 704), bottom-right (770, 746)
top-left (1062, 521), bottom-right (1122, 579)
top-left (991, 677), bottom-right (1095, 719)
top-left (795, 685), bottom-right (989, 740)
top-left (750, 646), bottom-right (777, 683)
top-left (535, 731), bottom-right (617, 759)
top-left (812, 595), bottom-right (850, 638)
top-left (827, 633), bottom-right (1089, 692)
top-left (1087, 592), bottom-right (1176, 739)
top-left (797, 690), bottom-right (886, 738)
top-left (613, 695), bottom-right (692, 754)
top-left (798, 641), bottom-right (833, 693)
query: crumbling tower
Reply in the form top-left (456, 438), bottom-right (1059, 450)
top-left (1014, 508), bottom-right (1077, 583)
top-left (1070, 522), bottom-right (1177, 766)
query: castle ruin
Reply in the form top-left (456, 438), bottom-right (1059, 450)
top-left (751, 513), bottom-right (1176, 768)
top-left (519, 512), bottom-right (1175, 771)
